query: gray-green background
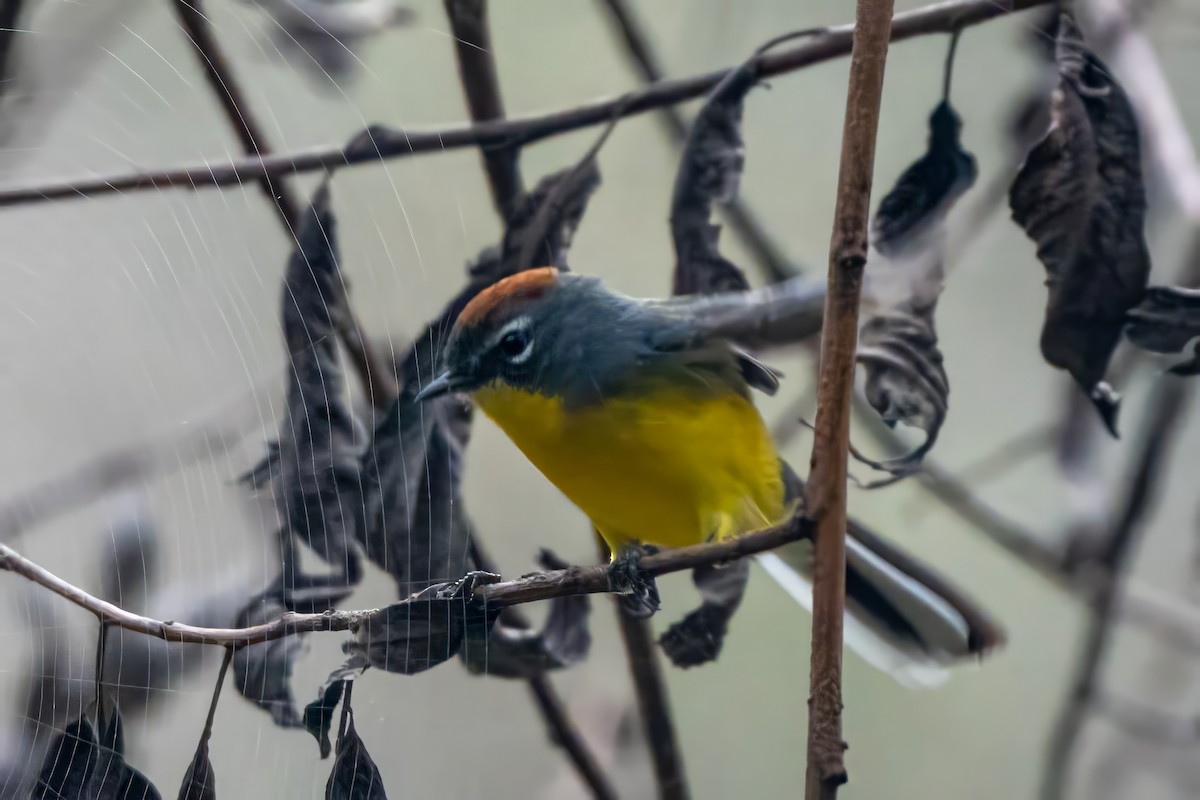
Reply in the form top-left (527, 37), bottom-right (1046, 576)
top-left (1, 1), bottom-right (1198, 797)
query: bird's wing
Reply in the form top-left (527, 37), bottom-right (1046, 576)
top-left (638, 305), bottom-right (783, 397)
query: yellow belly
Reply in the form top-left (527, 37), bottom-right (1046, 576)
top-left (474, 382), bottom-right (785, 552)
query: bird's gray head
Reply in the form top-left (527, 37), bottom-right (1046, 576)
top-left (414, 267), bottom-right (656, 405)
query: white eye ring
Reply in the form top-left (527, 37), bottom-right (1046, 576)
top-left (492, 316), bottom-right (534, 365)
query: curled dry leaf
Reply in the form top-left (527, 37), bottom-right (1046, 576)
top-left (272, 181), bottom-right (367, 595)
top-left (348, 572), bottom-right (502, 675)
top-left (177, 740), bottom-right (215, 800)
top-left (303, 656), bottom-right (368, 759)
top-left (1124, 285), bottom-right (1200, 375)
top-left (34, 711), bottom-right (162, 800)
top-left (232, 595), bottom-right (305, 728)
top-left (669, 53), bottom-right (758, 296)
top-left (33, 718), bottom-right (97, 799)
top-left (459, 549), bottom-right (592, 678)
top-left (325, 684), bottom-right (387, 800)
top-left (659, 559), bottom-right (750, 668)
top-left (871, 101), bottom-right (977, 258)
top-left (1009, 12), bottom-right (1151, 436)
top-left (92, 708), bottom-right (161, 800)
top-left (854, 98), bottom-right (974, 478)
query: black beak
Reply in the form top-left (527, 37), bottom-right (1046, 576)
top-left (413, 371), bottom-right (457, 403)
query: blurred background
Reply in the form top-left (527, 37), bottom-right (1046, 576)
top-left (0, 0), bottom-right (1198, 797)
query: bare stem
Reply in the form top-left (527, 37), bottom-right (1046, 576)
top-left (442, 0), bottom-right (523, 215)
top-left (170, 0), bottom-right (301, 230)
top-left (0, 0), bottom-right (1051, 210)
top-left (597, 0), bottom-right (801, 281)
top-left (803, 0), bottom-right (894, 795)
top-left (469, 535), bottom-right (618, 800)
top-left (596, 537), bottom-right (687, 800)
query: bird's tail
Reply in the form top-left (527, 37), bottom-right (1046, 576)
top-left (756, 520), bottom-right (1004, 688)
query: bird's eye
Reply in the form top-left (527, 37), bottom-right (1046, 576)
top-left (498, 329), bottom-right (531, 361)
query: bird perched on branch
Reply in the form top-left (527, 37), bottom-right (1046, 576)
top-left (416, 267), bottom-right (1002, 684)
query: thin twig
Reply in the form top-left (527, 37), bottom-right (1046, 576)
top-left (0, 418), bottom-right (252, 543)
top-left (1040, 378), bottom-right (1190, 800)
top-left (469, 536), bottom-right (618, 800)
top-left (173, 0), bottom-right (397, 408)
top-left (596, 537), bottom-right (687, 800)
top-left (597, 0), bottom-right (801, 282)
top-left (438, 8), bottom-right (616, 794)
top-left (170, 0), bottom-right (302, 230)
top-left (0, 0), bottom-right (1052, 209)
top-left (443, 0), bottom-right (523, 215)
top-left (802, 0), bottom-right (894, 795)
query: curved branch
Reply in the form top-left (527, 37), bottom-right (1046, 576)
top-left (0, 0), bottom-right (1050, 210)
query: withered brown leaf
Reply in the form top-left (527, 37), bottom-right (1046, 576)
top-left (1009, 12), bottom-right (1150, 436)
top-left (1125, 285), bottom-right (1200, 375)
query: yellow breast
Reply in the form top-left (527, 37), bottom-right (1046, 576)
top-left (474, 381), bottom-right (785, 552)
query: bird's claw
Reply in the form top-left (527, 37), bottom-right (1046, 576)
top-left (608, 546), bottom-right (660, 619)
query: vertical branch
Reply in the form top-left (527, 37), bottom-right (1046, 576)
top-left (442, 0), bottom-right (524, 216)
top-left (170, 0), bottom-right (396, 407)
top-left (596, 0), bottom-right (800, 282)
top-left (802, 1), bottom-right (894, 797)
top-left (596, 536), bottom-right (688, 800)
top-left (1040, 378), bottom-right (1190, 800)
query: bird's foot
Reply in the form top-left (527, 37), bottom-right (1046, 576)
top-left (608, 545), bottom-right (660, 619)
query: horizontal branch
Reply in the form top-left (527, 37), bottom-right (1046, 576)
top-left (0, 0), bottom-right (1050, 209)
top-left (0, 515), bottom-right (808, 647)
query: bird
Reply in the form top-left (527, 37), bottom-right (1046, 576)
top-left (415, 266), bottom-right (1003, 684)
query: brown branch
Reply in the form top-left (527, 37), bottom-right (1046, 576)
top-left (1041, 378), bottom-right (1190, 800)
top-left (442, 0), bottom-right (523, 215)
top-left (0, 0), bottom-right (1051, 210)
top-left (172, 0), bottom-right (397, 408)
top-left (596, 537), bottom-right (687, 800)
top-left (170, 0), bottom-right (302, 230)
top-left (597, 0), bottom-right (801, 282)
top-left (469, 535), bottom-right (618, 800)
top-left (801, 0), bottom-right (894, 795)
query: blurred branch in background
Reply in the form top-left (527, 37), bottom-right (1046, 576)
top-left (171, 0), bottom-right (398, 410)
top-left (443, 0), bottom-right (524, 216)
top-left (0, 0), bottom-right (1053, 209)
top-left (596, 0), bottom-right (803, 282)
top-left (438, 4), bottom-right (616, 796)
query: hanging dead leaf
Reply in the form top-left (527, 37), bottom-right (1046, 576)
top-left (324, 684), bottom-right (387, 800)
top-left (1009, 12), bottom-right (1150, 436)
top-left (232, 595), bottom-right (305, 728)
top-left (33, 718), bottom-right (97, 799)
top-left (1125, 285), bottom-right (1200, 375)
top-left (303, 656), bottom-right (368, 759)
top-left (348, 572), bottom-right (501, 675)
top-left (459, 549), bottom-right (592, 678)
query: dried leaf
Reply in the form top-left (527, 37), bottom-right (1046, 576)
top-left (459, 549), bottom-right (591, 677)
top-left (232, 595), bottom-right (305, 728)
top-left (33, 718), bottom-right (97, 799)
top-left (34, 711), bottom-right (161, 800)
top-left (271, 182), bottom-right (366, 597)
top-left (303, 656), bottom-right (367, 759)
top-left (1009, 12), bottom-right (1151, 436)
top-left (1125, 285), bottom-right (1200, 375)
top-left (504, 159), bottom-right (602, 276)
top-left (871, 102), bottom-right (977, 257)
top-left (92, 708), bottom-right (161, 800)
top-left (176, 739), bottom-right (215, 800)
top-left (660, 559), bottom-right (750, 668)
top-left (669, 56), bottom-right (758, 296)
top-left (325, 685), bottom-right (387, 800)
top-left (348, 572), bottom-right (501, 675)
